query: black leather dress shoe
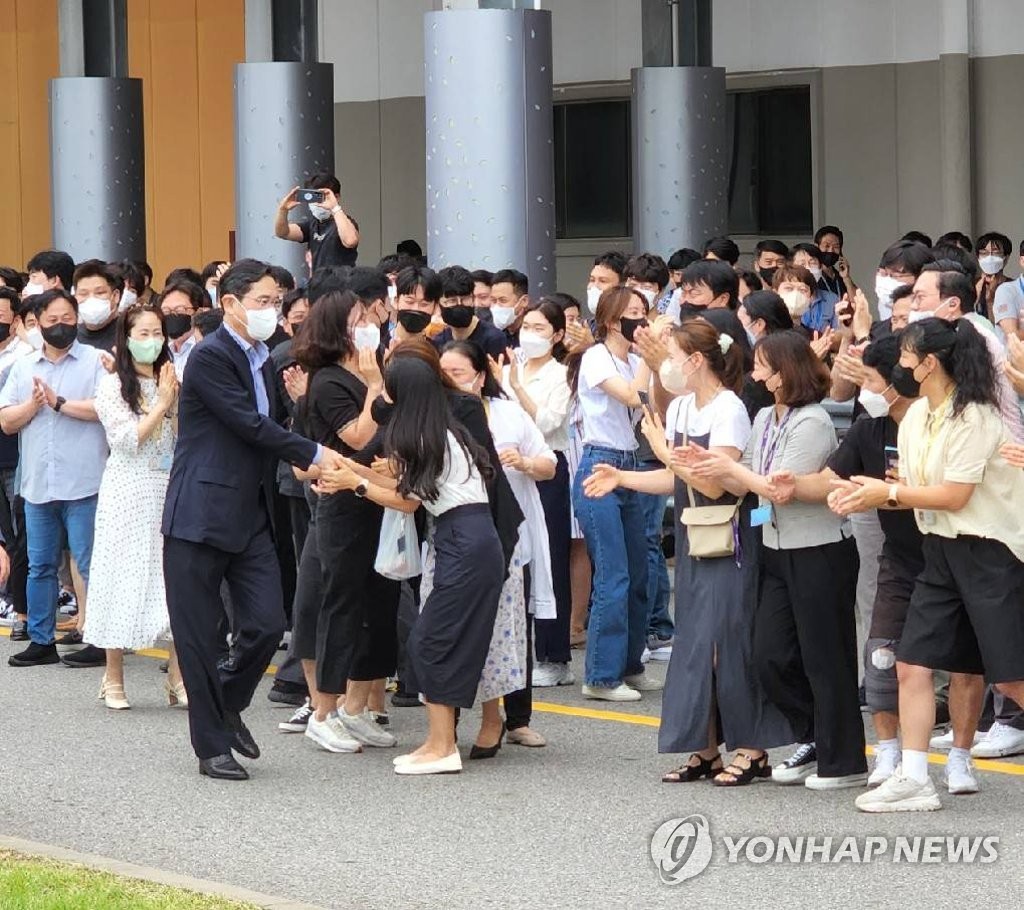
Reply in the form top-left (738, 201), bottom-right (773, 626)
top-left (199, 754), bottom-right (249, 781)
top-left (225, 710), bottom-right (260, 760)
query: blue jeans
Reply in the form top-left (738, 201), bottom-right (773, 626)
top-left (572, 446), bottom-right (649, 687)
top-left (638, 463), bottom-right (674, 640)
top-left (24, 496), bottom-right (97, 645)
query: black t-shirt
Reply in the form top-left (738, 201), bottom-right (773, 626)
top-left (433, 319), bottom-right (509, 360)
top-left (826, 414), bottom-right (923, 574)
top-left (305, 364), bottom-right (367, 456)
top-left (298, 214), bottom-right (359, 270)
top-left (78, 320), bottom-right (118, 354)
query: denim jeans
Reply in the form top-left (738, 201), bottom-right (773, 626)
top-left (24, 496), bottom-right (97, 645)
top-left (571, 446), bottom-right (649, 687)
top-left (638, 462), bottom-right (674, 640)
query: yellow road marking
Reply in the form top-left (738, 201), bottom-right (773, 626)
top-left (9, 629), bottom-right (1024, 777)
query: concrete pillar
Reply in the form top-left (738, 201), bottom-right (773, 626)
top-left (423, 7), bottom-right (556, 295)
top-left (630, 66), bottom-right (728, 259)
top-left (938, 0), bottom-right (972, 234)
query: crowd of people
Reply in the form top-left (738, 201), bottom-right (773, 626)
top-left (3, 168), bottom-right (1024, 810)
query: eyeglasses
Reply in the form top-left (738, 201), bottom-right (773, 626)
top-left (241, 295), bottom-right (278, 309)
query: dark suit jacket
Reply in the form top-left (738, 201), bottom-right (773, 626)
top-left (162, 325), bottom-right (318, 553)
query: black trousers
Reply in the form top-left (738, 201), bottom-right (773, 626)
top-left (754, 537), bottom-right (867, 778)
top-left (504, 565), bottom-right (533, 730)
top-left (395, 579), bottom-right (421, 694)
top-left (164, 518), bottom-right (285, 760)
top-left (272, 488), bottom-right (297, 624)
top-left (534, 452), bottom-right (572, 664)
top-left (288, 493), bottom-right (311, 572)
top-left (0, 476), bottom-right (27, 614)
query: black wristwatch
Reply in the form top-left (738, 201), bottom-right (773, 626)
top-left (54, 396), bottom-right (66, 413)
top-left (354, 479), bottom-right (369, 498)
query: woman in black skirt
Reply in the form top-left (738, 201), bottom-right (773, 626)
top-left (318, 356), bottom-right (505, 776)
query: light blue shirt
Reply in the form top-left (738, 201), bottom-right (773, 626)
top-left (223, 322), bottom-right (270, 416)
top-left (0, 341), bottom-right (109, 504)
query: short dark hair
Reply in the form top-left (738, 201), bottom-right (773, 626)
top-left (133, 260), bottom-right (153, 286)
top-left (281, 288), bottom-right (308, 320)
top-left (346, 266), bottom-right (389, 305)
top-left (861, 334), bottom-right (900, 383)
top-left (681, 259), bottom-right (739, 308)
top-left (307, 266), bottom-right (351, 305)
top-left (756, 330), bottom-right (830, 407)
top-left (890, 283), bottom-right (914, 304)
top-left (623, 254), bottom-right (669, 291)
top-left (72, 259), bottom-right (123, 294)
top-left (929, 244), bottom-right (980, 282)
top-left (975, 232), bottom-right (1012, 257)
top-left (593, 250), bottom-right (628, 277)
top-left (921, 260), bottom-right (977, 313)
top-left (165, 266), bottom-right (203, 288)
top-left (936, 231), bottom-right (973, 253)
top-left (879, 240), bottom-right (935, 278)
top-left (901, 230), bottom-right (933, 248)
top-left (789, 242), bottom-right (822, 263)
top-left (0, 286), bottom-right (19, 314)
top-left (27, 250), bottom-right (75, 290)
top-left (377, 253), bottom-right (415, 275)
top-left (771, 264), bottom-right (817, 293)
top-left (741, 290), bottom-right (794, 333)
top-left (268, 264), bottom-right (296, 291)
top-left (0, 267), bottom-right (25, 294)
top-left (199, 260), bottom-right (227, 287)
top-left (193, 309), bottom-right (224, 337)
top-left (33, 287), bottom-right (78, 317)
top-left (667, 248), bottom-right (702, 271)
top-left (157, 280), bottom-right (210, 312)
top-left (218, 259), bottom-right (274, 302)
top-left (117, 259), bottom-right (147, 293)
top-left (755, 239), bottom-right (790, 258)
top-left (736, 269), bottom-right (763, 294)
top-left (15, 294), bottom-right (37, 321)
top-left (813, 225), bottom-right (844, 247)
top-left (396, 239), bottom-right (423, 259)
top-left (538, 291), bottom-right (582, 316)
top-left (438, 265), bottom-right (475, 298)
top-left (702, 235), bottom-right (740, 265)
top-left (309, 172), bottom-right (341, 195)
top-left (491, 268), bottom-right (528, 297)
top-left (398, 265), bottom-right (441, 302)
top-left (470, 269), bottom-right (494, 287)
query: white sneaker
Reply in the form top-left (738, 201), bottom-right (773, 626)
top-left (532, 662), bottom-right (576, 687)
top-left (855, 768), bottom-right (942, 813)
top-left (646, 636), bottom-right (674, 661)
top-left (944, 758), bottom-right (980, 795)
top-left (640, 648), bottom-right (651, 664)
top-left (339, 708), bottom-right (397, 748)
top-left (868, 747), bottom-right (900, 787)
top-left (305, 712), bottom-right (362, 753)
top-left (772, 743), bottom-right (817, 784)
top-left (805, 771), bottom-right (868, 790)
top-left (581, 683), bottom-right (642, 702)
top-left (624, 672), bottom-right (663, 692)
top-left (971, 722), bottom-right (1024, 758)
top-left (929, 728), bottom-right (984, 751)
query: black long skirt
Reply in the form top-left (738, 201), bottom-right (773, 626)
top-left (408, 503), bottom-right (504, 708)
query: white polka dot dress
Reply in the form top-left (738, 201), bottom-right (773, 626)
top-left (83, 373), bottom-right (175, 649)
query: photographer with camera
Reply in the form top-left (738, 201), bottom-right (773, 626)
top-left (274, 173), bottom-right (360, 272)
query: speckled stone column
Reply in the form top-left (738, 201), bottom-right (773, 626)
top-left (631, 66), bottom-right (728, 258)
top-left (49, 77), bottom-right (146, 261)
top-left (424, 8), bottom-right (556, 295)
top-left (234, 61), bottom-right (334, 275)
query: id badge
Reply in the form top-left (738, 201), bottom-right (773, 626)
top-left (152, 452), bottom-right (173, 472)
top-left (750, 504), bottom-right (772, 527)
top-left (916, 509), bottom-right (936, 527)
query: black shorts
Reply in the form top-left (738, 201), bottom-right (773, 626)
top-left (898, 535), bottom-right (1024, 683)
top-left (868, 554), bottom-right (916, 641)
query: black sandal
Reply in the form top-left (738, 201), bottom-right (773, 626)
top-left (662, 753), bottom-right (723, 783)
top-left (712, 751), bottom-right (771, 787)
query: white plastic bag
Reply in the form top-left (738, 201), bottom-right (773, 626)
top-left (374, 508), bottom-right (422, 580)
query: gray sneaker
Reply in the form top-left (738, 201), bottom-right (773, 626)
top-left (646, 635), bottom-right (674, 661)
top-left (339, 708), bottom-right (398, 748)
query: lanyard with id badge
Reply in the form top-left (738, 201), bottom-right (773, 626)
top-left (752, 408), bottom-right (794, 528)
top-left (911, 395), bottom-right (952, 528)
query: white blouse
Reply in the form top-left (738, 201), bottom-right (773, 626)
top-left (501, 355), bottom-right (571, 452)
top-left (422, 431), bottom-right (490, 517)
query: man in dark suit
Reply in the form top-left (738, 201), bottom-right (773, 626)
top-left (162, 259), bottom-right (343, 780)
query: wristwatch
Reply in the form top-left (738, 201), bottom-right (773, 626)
top-left (354, 479), bottom-right (369, 498)
top-left (331, 204), bottom-right (342, 215)
top-left (886, 483), bottom-right (900, 508)
top-left (54, 396), bottom-right (66, 413)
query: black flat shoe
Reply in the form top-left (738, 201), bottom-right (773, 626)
top-left (199, 754), bottom-right (249, 781)
top-left (61, 644), bottom-right (106, 668)
top-left (712, 751), bottom-right (771, 787)
top-left (662, 753), bottom-right (723, 783)
top-left (8, 641), bottom-right (60, 667)
top-left (469, 722), bottom-right (505, 760)
top-left (225, 710), bottom-right (260, 760)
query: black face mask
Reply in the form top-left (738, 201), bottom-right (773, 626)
top-left (41, 322), bottom-right (78, 350)
top-left (820, 251), bottom-right (840, 269)
top-left (441, 304), bottom-right (474, 329)
top-left (475, 306), bottom-right (494, 324)
top-left (396, 309), bottom-right (432, 334)
top-left (164, 314), bottom-right (193, 340)
top-left (758, 267), bottom-right (778, 286)
top-left (370, 394), bottom-right (395, 426)
top-left (890, 364), bottom-right (921, 399)
top-left (620, 317), bottom-right (647, 343)
top-left (0, 323), bottom-right (11, 343)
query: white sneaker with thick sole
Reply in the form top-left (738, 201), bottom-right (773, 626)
top-left (805, 771), bottom-right (868, 790)
top-left (855, 769), bottom-right (942, 813)
top-left (624, 672), bottom-right (663, 692)
top-left (582, 683), bottom-right (642, 702)
top-left (971, 722), bottom-right (1024, 758)
top-left (305, 712), bottom-right (362, 753)
top-left (944, 759), bottom-right (980, 795)
top-left (772, 743), bottom-right (817, 784)
top-left (532, 662), bottom-right (576, 688)
top-left (339, 708), bottom-right (397, 748)
top-left (867, 747), bottom-right (900, 787)
top-left (929, 728), bottom-right (983, 751)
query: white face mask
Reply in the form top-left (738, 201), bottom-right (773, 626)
top-left (780, 290), bottom-right (811, 318)
top-left (908, 299), bottom-right (953, 324)
top-left (25, 327), bottom-right (44, 350)
top-left (237, 304), bottom-right (278, 342)
top-left (875, 275), bottom-right (903, 314)
top-left (586, 285), bottom-right (601, 313)
top-left (518, 329), bottom-right (553, 360)
top-left (353, 323), bottom-right (381, 352)
top-left (858, 387), bottom-right (891, 419)
top-left (458, 376), bottom-right (480, 394)
top-left (637, 288), bottom-right (657, 307)
top-left (387, 284), bottom-right (398, 302)
top-left (491, 306), bottom-right (517, 330)
top-left (118, 288), bottom-right (138, 311)
top-left (658, 357), bottom-right (691, 396)
top-left (22, 281), bottom-right (44, 299)
top-left (79, 297), bottom-right (113, 328)
top-left (979, 255), bottom-right (1005, 276)
top-left (309, 203), bottom-right (332, 222)
top-left (807, 265), bottom-right (822, 281)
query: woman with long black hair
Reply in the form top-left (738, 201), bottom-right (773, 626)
top-left (318, 356), bottom-right (505, 776)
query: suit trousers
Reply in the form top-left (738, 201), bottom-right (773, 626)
top-left (164, 517), bottom-right (285, 760)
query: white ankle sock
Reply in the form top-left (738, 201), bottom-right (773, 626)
top-left (877, 737), bottom-right (899, 753)
top-left (902, 749), bottom-right (929, 783)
